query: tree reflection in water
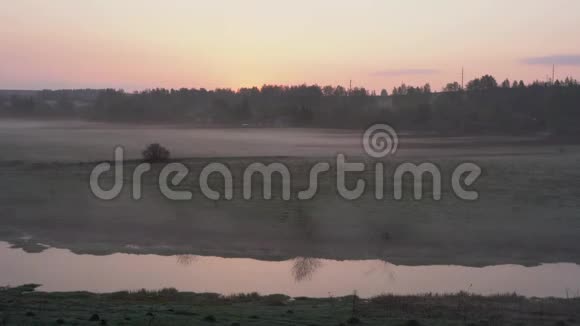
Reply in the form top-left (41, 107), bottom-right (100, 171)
top-left (291, 257), bottom-right (322, 282)
top-left (383, 261), bottom-right (396, 282)
top-left (176, 255), bottom-right (198, 266)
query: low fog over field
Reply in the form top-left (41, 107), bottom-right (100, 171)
top-left (1, 119), bottom-right (579, 267)
top-left (0, 119), bottom-right (551, 162)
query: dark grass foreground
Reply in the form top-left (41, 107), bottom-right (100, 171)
top-left (1, 285), bottom-right (579, 326)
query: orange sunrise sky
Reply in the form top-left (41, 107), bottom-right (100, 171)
top-left (1, 0), bottom-right (580, 91)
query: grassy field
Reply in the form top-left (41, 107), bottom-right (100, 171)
top-left (1, 120), bottom-right (580, 266)
top-left (1, 121), bottom-right (580, 323)
top-left (1, 146), bottom-right (580, 266)
top-left (1, 284), bottom-right (579, 326)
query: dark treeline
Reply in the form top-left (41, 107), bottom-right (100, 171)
top-left (1, 75), bottom-right (579, 136)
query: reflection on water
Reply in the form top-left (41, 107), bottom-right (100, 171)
top-left (178, 256), bottom-right (323, 283)
top-left (1, 242), bottom-right (580, 298)
top-left (176, 255), bottom-right (198, 266)
top-left (291, 258), bottom-right (322, 281)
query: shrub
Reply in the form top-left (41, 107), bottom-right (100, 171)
top-left (142, 143), bottom-right (170, 162)
top-left (203, 315), bottom-right (216, 322)
top-left (262, 294), bottom-right (290, 306)
top-left (405, 320), bottom-right (422, 326)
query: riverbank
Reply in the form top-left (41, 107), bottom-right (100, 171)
top-left (1, 284), bottom-right (578, 326)
top-left (2, 147), bottom-right (580, 266)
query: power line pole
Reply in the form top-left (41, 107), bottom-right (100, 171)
top-left (461, 67), bottom-right (464, 90)
top-left (552, 64), bottom-right (555, 84)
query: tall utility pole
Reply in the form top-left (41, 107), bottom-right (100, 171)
top-left (461, 67), bottom-right (464, 89)
top-left (349, 79), bottom-right (352, 95)
top-left (552, 64), bottom-right (555, 84)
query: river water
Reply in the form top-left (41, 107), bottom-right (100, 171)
top-left (1, 242), bottom-right (579, 298)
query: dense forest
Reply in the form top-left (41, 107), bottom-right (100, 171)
top-left (1, 75), bottom-right (579, 136)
